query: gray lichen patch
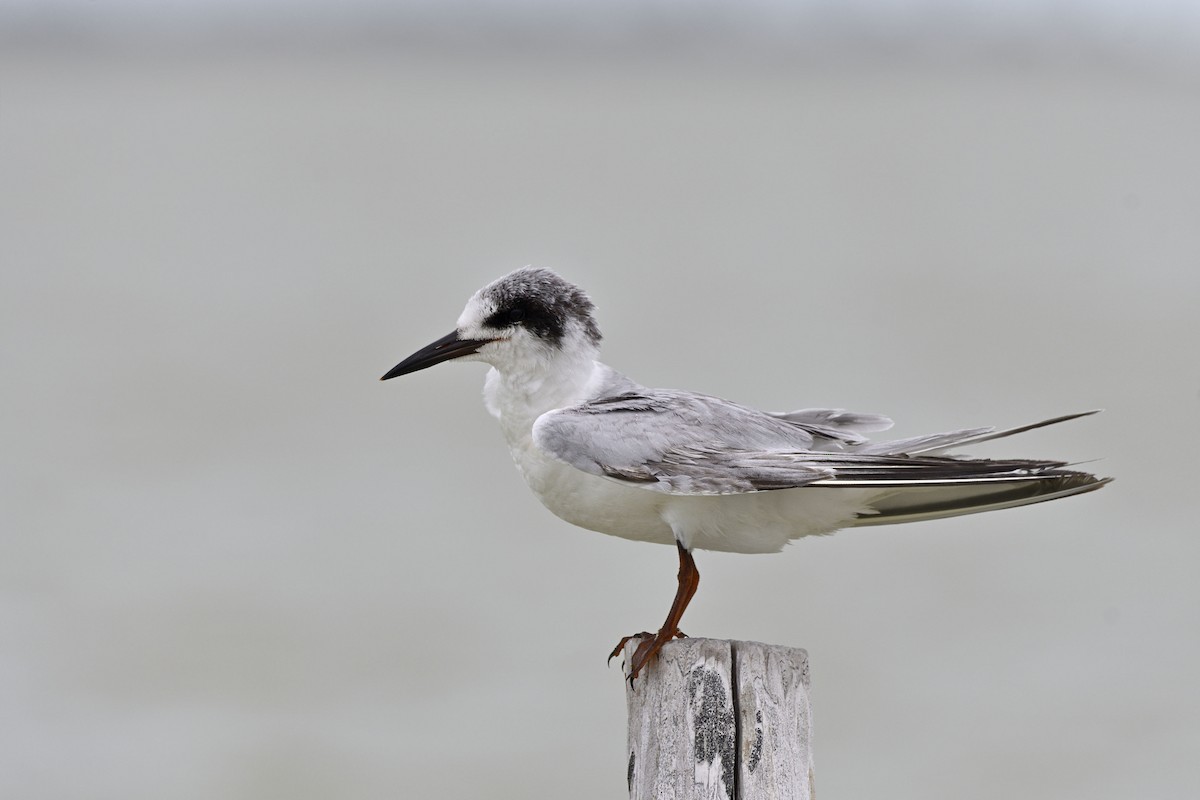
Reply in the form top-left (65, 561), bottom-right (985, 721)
top-left (687, 663), bottom-right (736, 798)
top-left (748, 708), bottom-right (764, 773)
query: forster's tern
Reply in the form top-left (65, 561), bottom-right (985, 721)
top-left (382, 267), bottom-right (1109, 680)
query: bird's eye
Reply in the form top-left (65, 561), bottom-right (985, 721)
top-left (484, 306), bottom-right (530, 330)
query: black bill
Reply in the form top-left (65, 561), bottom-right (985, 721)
top-left (380, 331), bottom-right (493, 380)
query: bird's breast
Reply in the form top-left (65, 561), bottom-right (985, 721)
top-left (505, 433), bottom-right (676, 545)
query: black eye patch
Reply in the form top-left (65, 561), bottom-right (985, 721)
top-left (486, 306), bottom-right (528, 328)
top-left (484, 301), bottom-right (566, 345)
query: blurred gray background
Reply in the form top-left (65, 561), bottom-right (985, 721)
top-left (2, 1), bottom-right (1198, 798)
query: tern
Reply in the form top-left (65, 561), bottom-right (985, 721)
top-left (381, 267), bottom-right (1109, 680)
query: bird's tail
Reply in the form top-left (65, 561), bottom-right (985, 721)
top-left (851, 469), bottom-right (1111, 527)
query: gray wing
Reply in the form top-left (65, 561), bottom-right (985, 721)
top-left (532, 389), bottom-right (1094, 496)
top-left (855, 410), bottom-right (1101, 455)
top-left (767, 407), bottom-right (894, 447)
top-left (531, 389), bottom-right (829, 495)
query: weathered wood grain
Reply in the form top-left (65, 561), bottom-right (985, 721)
top-left (735, 641), bottom-right (813, 800)
top-left (624, 638), bottom-right (813, 799)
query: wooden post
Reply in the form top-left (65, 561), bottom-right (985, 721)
top-left (623, 637), bottom-right (814, 800)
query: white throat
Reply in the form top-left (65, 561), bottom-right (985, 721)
top-left (483, 352), bottom-right (603, 443)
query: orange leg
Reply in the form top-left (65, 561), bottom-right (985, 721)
top-left (608, 540), bottom-right (700, 682)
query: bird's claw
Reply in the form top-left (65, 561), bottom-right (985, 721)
top-left (607, 632), bottom-right (653, 665)
top-left (608, 629), bottom-right (689, 681)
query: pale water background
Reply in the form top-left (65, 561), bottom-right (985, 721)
top-left (2, 3), bottom-right (1199, 798)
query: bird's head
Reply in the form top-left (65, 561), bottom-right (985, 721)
top-left (381, 267), bottom-right (603, 381)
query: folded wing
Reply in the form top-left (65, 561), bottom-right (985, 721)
top-left (532, 390), bottom-right (1108, 504)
